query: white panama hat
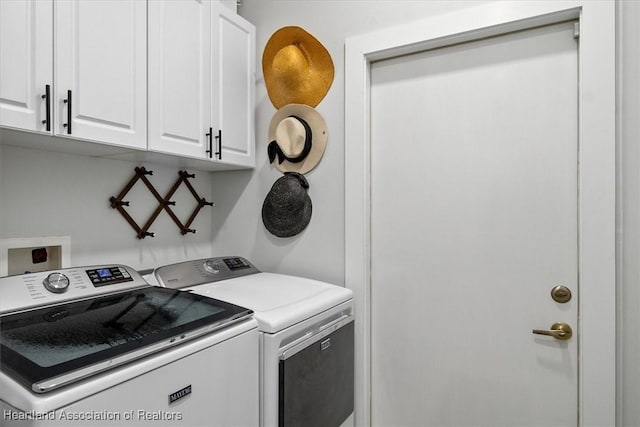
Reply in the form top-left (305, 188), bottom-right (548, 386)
top-left (267, 104), bottom-right (328, 175)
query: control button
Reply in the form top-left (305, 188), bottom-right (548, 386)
top-left (43, 272), bottom-right (70, 294)
top-left (224, 257), bottom-right (250, 270)
top-left (119, 267), bottom-right (131, 278)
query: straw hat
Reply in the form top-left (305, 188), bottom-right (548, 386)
top-left (262, 26), bottom-right (334, 109)
top-left (267, 104), bottom-right (328, 175)
top-left (262, 172), bottom-right (312, 238)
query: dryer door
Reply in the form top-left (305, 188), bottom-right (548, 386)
top-left (279, 320), bottom-right (354, 427)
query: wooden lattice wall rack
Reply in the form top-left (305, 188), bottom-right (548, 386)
top-left (110, 167), bottom-right (213, 239)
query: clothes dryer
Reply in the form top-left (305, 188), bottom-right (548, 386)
top-left (151, 256), bottom-right (354, 427)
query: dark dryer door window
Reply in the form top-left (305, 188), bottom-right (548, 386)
top-left (279, 321), bottom-right (354, 427)
top-left (0, 287), bottom-right (253, 392)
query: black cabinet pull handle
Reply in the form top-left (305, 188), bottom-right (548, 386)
top-left (63, 90), bottom-right (72, 134)
top-left (214, 129), bottom-right (222, 160)
top-left (205, 127), bottom-right (213, 158)
top-left (41, 84), bottom-right (51, 131)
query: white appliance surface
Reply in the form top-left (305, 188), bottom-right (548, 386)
top-left (0, 320), bottom-right (258, 426)
top-left (183, 272), bottom-right (353, 334)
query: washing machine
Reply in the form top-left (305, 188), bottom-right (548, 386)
top-left (150, 256), bottom-right (355, 427)
top-left (0, 264), bottom-right (259, 426)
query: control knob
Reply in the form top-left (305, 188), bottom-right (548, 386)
top-left (204, 260), bottom-right (220, 274)
top-left (43, 272), bottom-right (70, 293)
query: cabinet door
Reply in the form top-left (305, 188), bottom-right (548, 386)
top-left (55, 0), bottom-right (146, 149)
top-left (211, 3), bottom-right (255, 167)
top-left (0, 0), bottom-right (53, 133)
top-left (148, 0), bottom-right (211, 159)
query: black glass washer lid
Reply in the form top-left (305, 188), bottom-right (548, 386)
top-left (0, 286), bottom-right (253, 393)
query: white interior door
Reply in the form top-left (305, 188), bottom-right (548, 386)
top-left (370, 21), bottom-right (578, 426)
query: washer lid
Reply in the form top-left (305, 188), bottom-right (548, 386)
top-left (185, 272), bottom-right (353, 334)
top-left (0, 286), bottom-right (253, 393)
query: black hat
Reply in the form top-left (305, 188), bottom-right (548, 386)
top-left (262, 172), bottom-right (312, 238)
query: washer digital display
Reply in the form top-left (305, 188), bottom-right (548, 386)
top-left (97, 268), bottom-right (112, 278)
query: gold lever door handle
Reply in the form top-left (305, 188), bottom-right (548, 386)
top-left (532, 322), bottom-right (573, 341)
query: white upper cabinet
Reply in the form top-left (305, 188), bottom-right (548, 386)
top-left (0, 0), bottom-right (53, 133)
top-left (148, 0), bottom-right (212, 159)
top-left (211, 3), bottom-right (256, 167)
top-left (1, 0), bottom-right (254, 170)
top-left (55, 0), bottom-right (147, 149)
top-left (149, 0), bottom-right (256, 168)
top-left (1, 0), bottom-right (146, 149)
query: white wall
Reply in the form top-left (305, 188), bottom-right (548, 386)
top-left (0, 144), bottom-right (214, 272)
top-left (213, 0), bottom-right (488, 285)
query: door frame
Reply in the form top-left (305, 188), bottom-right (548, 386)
top-left (344, 2), bottom-right (615, 426)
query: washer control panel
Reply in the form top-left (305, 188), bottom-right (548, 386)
top-left (86, 266), bottom-right (133, 287)
top-left (0, 265), bottom-right (147, 314)
top-left (154, 256), bottom-right (259, 289)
